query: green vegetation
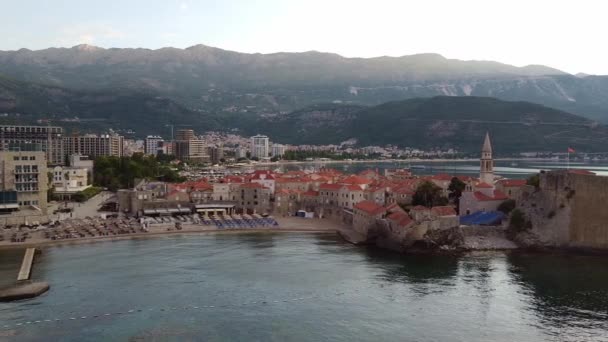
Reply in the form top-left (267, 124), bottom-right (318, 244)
top-left (47, 172), bottom-right (55, 202)
top-left (497, 199), bottom-right (517, 214)
top-left (5, 72), bottom-right (608, 153)
top-left (281, 150), bottom-right (379, 161)
top-left (527, 174), bottom-right (540, 188)
top-left (448, 177), bottom-right (466, 210)
top-left (93, 154), bottom-right (184, 191)
top-left (72, 187), bottom-right (102, 203)
top-left (412, 181), bottom-right (449, 208)
top-left (509, 209), bottom-right (533, 233)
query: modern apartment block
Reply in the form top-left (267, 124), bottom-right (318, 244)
top-left (250, 135), bottom-right (269, 159)
top-left (0, 125), bottom-right (65, 165)
top-left (144, 135), bottom-right (165, 156)
top-left (175, 129), bottom-right (195, 141)
top-left (0, 150), bottom-right (48, 225)
top-left (208, 144), bottom-right (224, 164)
top-left (271, 144), bottom-right (286, 157)
top-left (64, 133), bottom-right (124, 159)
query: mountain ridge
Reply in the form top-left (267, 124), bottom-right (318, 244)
top-left (0, 44), bottom-right (571, 76)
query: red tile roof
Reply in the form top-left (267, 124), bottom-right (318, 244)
top-left (354, 200), bottom-right (386, 215)
top-left (431, 174), bottom-right (453, 181)
top-left (431, 206), bottom-right (457, 216)
top-left (498, 179), bottom-right (527, 187)
top-left (393, 186), bottom-right (414, 195)
top-left (411, 205), bottom-right (429, 211)
top-left (473, 190), bottom-right (508, 201)
top-left (387, 211), bottom-right (413, 227)
top-left (568, 169), bottom-right (596, 175)
top-left (302, 190), bottom-right (319, 197)
top-left (319, 183), bottom-right (342, 190)
top-left (222, 175), bottom-right (248, 183)
top-left (384, 202), bottom-right (403, 213)
top-left (276, 189), bottom-right (291, 195)
top-left (340, 175), bottom-right (373, 185)
top-left (240, 182), bottom-right (267, 189)
top-left (346, 185), bottom-right (363, 191)
top-left (476, 182), bottom-right (494, 189)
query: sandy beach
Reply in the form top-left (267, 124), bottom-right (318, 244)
top-left (0, 217), bottom-right (345, 250)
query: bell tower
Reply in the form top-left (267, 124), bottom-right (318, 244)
top-left (480, 132), bottom-right (494, 185)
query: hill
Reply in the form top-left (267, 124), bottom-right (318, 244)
top-left (250, 97), bottom-right (608, 153)
top-left (2, 44), bottom-right (608, 122)
top-left (2, 74), bottom-right (607, 153)
top-left (0, 74), bottom-right (220, 134)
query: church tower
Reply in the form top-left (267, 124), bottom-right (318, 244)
top-left (480, 132), bottom-right (494, 185)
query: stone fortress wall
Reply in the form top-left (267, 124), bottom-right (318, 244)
top-left (532, 170), bottom-right (608, 249)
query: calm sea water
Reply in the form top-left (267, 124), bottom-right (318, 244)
top-left (275, 160), bottom-right (608, 178)
top-left (2, 233), bottom-right (608, 341)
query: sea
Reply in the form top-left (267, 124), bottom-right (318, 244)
top-left (1, 233), bottom-right (608, 341)
top-left (272, 159), bottom-right (608, 178)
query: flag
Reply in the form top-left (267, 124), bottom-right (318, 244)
top-left (567, 147), bottom-right (576, 153)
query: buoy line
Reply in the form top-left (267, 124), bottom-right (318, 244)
top-left (1, 295), bottom-right (320, 330)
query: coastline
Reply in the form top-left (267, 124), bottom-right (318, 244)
top-left (0, 228), bottom-right (338, 250)
top-left (0, 217), bottom-right (344, 250)
top-left (251, 157), bottom-right (557, 167)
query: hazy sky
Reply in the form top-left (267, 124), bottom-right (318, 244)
top-left (2, 0), bottom-right (607, 74)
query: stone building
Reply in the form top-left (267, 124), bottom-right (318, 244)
top-left (238, 182), bottom-right (271, 214)
top-left (0, 150), bottom-right (48, 225)
top-left (353, 200), bottom-right (387, 236)
top-left (458, 133), bottom-right (508, 216)
top-left (51, 166), bottom-right (90, 200)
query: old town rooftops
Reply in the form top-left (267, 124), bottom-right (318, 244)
top-left (473, 190), bottom-right (508, 201)
top-left (354, 200), bottom-right (386, 215)
top-left (497, 179), bottom-right (527, 187)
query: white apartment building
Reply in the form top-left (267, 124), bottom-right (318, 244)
top-left (145, 136), bottom-right (164, 156)
top-left (271, 144), bottom-right (286, 157)
top-left (250, 135), bottom-right (269, 159)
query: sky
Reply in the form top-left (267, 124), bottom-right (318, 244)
top-left (1, 0), bottom-right (607, 74)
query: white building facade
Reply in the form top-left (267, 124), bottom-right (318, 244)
top-left (250, 135), bottom-right (269, 159)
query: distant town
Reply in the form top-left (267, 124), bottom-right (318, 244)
top-left (0, 123), bottom-right (607, 254)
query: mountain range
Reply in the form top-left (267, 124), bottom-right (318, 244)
top-left (1, 44), bottom-right (608, 153)
top-left (1, 44), bottom-right (607, 122)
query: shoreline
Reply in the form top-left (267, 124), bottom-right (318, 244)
top-left (250, 157), bottom-right (564, 167)
top-left (0, 227), bottom-right (338, 250)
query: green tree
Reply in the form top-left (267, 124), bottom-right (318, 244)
top-left (47, 172), bottom-right (55, 201)
top-left (509, 209), bottom-right (529, 232)
top-left (412, 181), bottom-right (448, 207)
top-left (527, 174), bottom-right (540, 188)
top-left (93, 155), bottom-right (184, 190)
top-left (497, 199), bottom-right (516, 214)
top-left (448, 177), bottom-right (466, 200)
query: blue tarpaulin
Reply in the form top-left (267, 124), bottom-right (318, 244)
top-left (460, 211), bottom-right (505, 226)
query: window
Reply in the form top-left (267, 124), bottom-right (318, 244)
top-left (21, 156), bottom-right (28, 160)
top-left (13, 156), bottom-right (19, 161)
top-left (29, 156), bottom-right (35, 160)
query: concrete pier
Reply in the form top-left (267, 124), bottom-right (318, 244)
top-left (0, 282), bottom-right (50, 302)
top-left (17, 248), bottom-right (36, 281)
